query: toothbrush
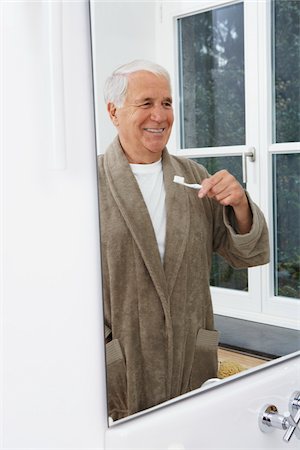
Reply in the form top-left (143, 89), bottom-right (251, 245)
top-left (173, 175), bottom-right (202, 190)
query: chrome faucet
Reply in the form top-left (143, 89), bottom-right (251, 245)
top-left (259, 391), bottom-right (300, 443)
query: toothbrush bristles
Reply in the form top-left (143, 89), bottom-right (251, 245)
top-left (173, 175), bottom-right (185, 184)
top-left (173, 175), bottom-right (202, 190)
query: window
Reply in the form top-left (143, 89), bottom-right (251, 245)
top-left (178, 2), bottom-right (247, 292)
top-left (272, 0), bottom-right (300, 301)
top-left (273, 153), bottom-right (300, 299)
top-left (178, 2), bottom-right (245, 148)
top-left (157, 0), bottom-right (300, 328)
top-left (273, 0), bottom-right (300, 144)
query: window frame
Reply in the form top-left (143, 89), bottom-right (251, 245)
top-left (156, 0), bottom-right (300, 330)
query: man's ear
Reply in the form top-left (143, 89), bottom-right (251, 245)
top-left (107, 103), bottom-right (119, 126)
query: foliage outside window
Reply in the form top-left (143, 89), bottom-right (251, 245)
top-left (273, 0), bottom-right (300, 143)
top-left (273, 154), bottom-right (300, 299)
top-left (272, 0), bottom-right (300, 299)
top-left (193, 157), bottom-right (248, 291)
top-left (178, 2), bottom-right (245, 149)
top-left (179, 3), bottom-right (247, 291)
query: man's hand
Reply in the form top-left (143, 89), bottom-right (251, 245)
top-left (198, 170), bottom-right (252, 234)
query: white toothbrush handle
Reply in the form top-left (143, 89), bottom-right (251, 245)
top-left (185, 183), bottom-right (202, 190)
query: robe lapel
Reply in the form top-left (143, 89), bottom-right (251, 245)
top-left (162, 151), bottom-right (190, 298)
top-left (103, 138), bottom-right (168, 303)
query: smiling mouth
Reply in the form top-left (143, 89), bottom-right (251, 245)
top-left (144, 128), bottom-right (165, 134)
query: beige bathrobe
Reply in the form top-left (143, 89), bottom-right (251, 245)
top-left (98, 137), bottom-right (269, 421)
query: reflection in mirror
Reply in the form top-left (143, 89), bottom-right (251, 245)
top-left (90, 0), bottom-right (300, 424)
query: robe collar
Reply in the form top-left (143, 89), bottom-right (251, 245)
top-left (103, 136), bottom-right (190, 301)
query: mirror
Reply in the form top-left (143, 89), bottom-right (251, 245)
top-left (89, 0), bottom-right (300, 424)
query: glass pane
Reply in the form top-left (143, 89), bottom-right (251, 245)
top-left (192, 156), bottom-right (248, 291)
top-left (178, 3), bottom-right (245, 148)
top-left (272, 0), bottom-right (300, 143)
top-left (273, 153), bottom-right (300, 299)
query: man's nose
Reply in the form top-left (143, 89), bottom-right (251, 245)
top-left (150, 105), bottom-right (167, 122)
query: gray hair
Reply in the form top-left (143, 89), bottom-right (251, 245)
top-left (104, 60), bottom-right (171, 108)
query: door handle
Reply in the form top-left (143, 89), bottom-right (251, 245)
top-left (259, 391), bottom-right (300, 443)
top-left (242, 147), bottom-right (255, 184)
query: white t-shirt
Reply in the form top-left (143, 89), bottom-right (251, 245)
top-left (130, 159), bottom-right (166, 262)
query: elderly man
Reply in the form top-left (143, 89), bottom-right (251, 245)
top-left (98, 60), bottom-right (269, 421)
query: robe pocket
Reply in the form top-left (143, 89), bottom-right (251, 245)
top-left (106, 339), bottom-right (128, 421)
top-left (189, 328), bottom-right (220, 391)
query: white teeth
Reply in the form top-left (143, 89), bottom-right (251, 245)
top-left (145, 128), bottom-right (164, 133)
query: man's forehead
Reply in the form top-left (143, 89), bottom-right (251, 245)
top-left (126, 71), bottom-right (172, 100)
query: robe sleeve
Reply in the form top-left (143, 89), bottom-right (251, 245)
top-left (212, 192), bottom-right (270, 269)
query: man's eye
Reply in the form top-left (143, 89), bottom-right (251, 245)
top-left (163, 101), bottom-right (173, 108)
top-left (140, 102), bottom-right (151, 108)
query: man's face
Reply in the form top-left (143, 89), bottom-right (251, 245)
top-left (108, 71), bottom-right (174, 164)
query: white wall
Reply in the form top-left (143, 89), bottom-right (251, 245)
top-left (1, 2), bottom-right (107, 448)
top-left (90, 0), bottom-right (157, 152)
